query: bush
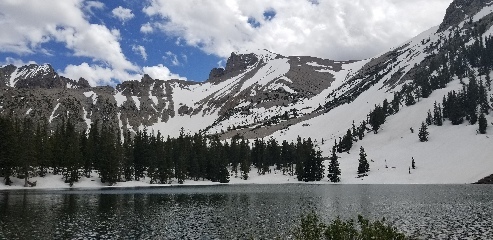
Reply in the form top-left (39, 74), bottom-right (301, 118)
top-left (293, 211), bottom-right (410, 240)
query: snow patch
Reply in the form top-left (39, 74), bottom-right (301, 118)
top-left (239, 58), bottom-right (290, 92)
top-left (473, 3), bottom-right (493, 22)
top-left (83, 91), bottom-right (98, 105)
top-left (114, 91), bottom-right (126, 107)
top-left (132, 96), bottom-right (140, 110)
top-left (49, 103), bottom-right (60, 123)
top-left (82, 107), bottom-right (92, 129)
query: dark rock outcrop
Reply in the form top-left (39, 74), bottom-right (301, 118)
top-left (475, 174), bottom-right (493, 184)
top-left (438, 0), bottom-right (491, 32)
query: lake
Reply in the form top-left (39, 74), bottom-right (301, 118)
top-left (0, 184), bottom-right (492, 239)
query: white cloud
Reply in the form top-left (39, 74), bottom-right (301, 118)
top-left (143, 64), bottom-right (186, 80)
top-left (132, 45), bottom-right (148, 61)
top-left (61, 62), bottom-right (146, 86)
top-left (84, 1), bottom-right (104, 15)
top-left (140, 22), bottom-right (153, 34)
top-left (1, 57), bottom-right (36, 67)
top-left (0, 0), bottom-right (143, 84)
top-left (165, 51), bottom-right (180, 66)
top-left (62, 62), bottom-right (186, 86)
top-left (144, 0), bottom-right (452, 60)
top-left (217, 60), bottom-right (224, 68)
top-left (111, 6), bottom-right (135, 23)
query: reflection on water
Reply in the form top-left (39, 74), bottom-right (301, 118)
top-left (0, 184), bottom-right (492, 239)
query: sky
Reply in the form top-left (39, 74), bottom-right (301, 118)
top-left (0, 0), bottom-right (452, 86)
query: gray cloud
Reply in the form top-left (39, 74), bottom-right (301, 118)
top-left (144, 0), bottom-right (452, 60)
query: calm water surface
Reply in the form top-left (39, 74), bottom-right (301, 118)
top-left (0, 184), bottom-right (492, 239)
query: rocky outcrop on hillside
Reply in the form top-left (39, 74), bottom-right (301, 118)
top-left (0, 64), bottom-right (90, 89)
top-left (438, 0), bottom-right (492, 32)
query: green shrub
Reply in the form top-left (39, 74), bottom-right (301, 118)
top-left (293, 211), bottom-right (410, 240)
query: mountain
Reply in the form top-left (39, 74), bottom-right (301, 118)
top-left (1, 0), bottom-right (492, 183)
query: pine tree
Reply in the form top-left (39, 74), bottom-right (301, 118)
top-left (369, 105), bottom-right (386, 134)
top-left (357, 146), bottom-right (369, 174)
top-left (418, 122), bottom-right (429, 142)
top-left (478, 113), bottom-right (487, 134)
top-left (357, 120), bottom-right (366, 140)
top-left (433, 102), bottom-right (443, 126)
top-left (391, 92), bottom-right (401, 113)
top-left (327, 147), bottom-right (341, 183)
top-left (295, 136), bottom-right (305, 181)
top-left (479, 80), bottom-right (490, 114)
top-left (239, 138), bottom-right (251, 180)
top-left (405, 91), bottom-right (416, 106)
top-left (0, 117), bottom-right (15, 185)
top-left (426, 110), bottom-right (433, 126)
top-left (301, 138), bottom-right (324, 182)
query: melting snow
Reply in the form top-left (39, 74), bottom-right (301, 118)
top-left (49, 103), bottom-right (60, 123)
top-left (83, 91), bottom-right (98, 105)
top-left (114, 91), bottom-right (126, 107)
top-left (132, 96), bottom-right (140, 110)
top-left (473, 3), bottom-right (493, 22)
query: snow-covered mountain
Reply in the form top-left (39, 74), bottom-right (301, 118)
top-left (1, 0), bottom-right (492, 183)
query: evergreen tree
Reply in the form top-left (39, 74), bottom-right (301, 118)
top-left (425, 110), bottom-right (433, 126)
top-left (478, 113), bottom-right (487, 134)
top-left (239, 138), bottom-right (251, 180)
top-left (479, 80), bottom-right (490, 114)
top-left (418, 122), bottom-right (429, 142)
top-left (338, 129), bottom-right (353, 152)
top-left (369, 105), bottom-right (386, 134)
top-left (357, 120), bottom-right (366, 140)
top-left (0, 117), bottom-right (15, 185)
top-left (301, 138), bottom-right (324, 182)
top-left (433, 102), bottom-right (443, 126)
top-left (391, 92), bottom-right (401, 113)
top-left (123, 130), bottom-right (134, 181)
top-left (19, 118), bottom-right (36, 187)
top-left (280, 140), bottom-right (294, 175)
top-left (62, 119), bottom-right (82, 186)
top-left (357, 146), bottom-right (369, 174)
top-left (295, 136), bottom-right (305, 181)
top-left (405, 91), bottom-right (416, 106)
top-left (327, 147), bottom-right (341, 183)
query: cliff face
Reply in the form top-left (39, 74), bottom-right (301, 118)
top-left (438, 0), bottom-right (492, 32)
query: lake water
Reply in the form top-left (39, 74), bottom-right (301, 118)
top-left (0, 184), bottom-right (492, 239)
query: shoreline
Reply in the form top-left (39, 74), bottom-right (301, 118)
top-left (0, 172), bottom-right (481, 191)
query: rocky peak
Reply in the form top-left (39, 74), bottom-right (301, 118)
top-left (225, 52), bottom-right (259, 74)
top-left (208, 67), bottom-right (225, 80)
top-left (438, 0), bottom-right (491, 32)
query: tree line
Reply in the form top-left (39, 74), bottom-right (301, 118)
top-left (0, 116), bottom-right (326, 186)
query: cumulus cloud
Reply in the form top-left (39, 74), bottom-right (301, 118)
top-left (140, 22), bottom-right (154, 34)
top-left (61, 62), bottom-right (148, 86)
top-left (0, 0), bottom-right (154, 85)
top-left (111, 6), bottom-right (134, 23)
top-left (132, 45), bottom-right (148, 61)
top-left (144, 0), bottom-right (452, 60)
top-left (143, 64), bottom-right (186, 80)
top-left (1, 57), bottom-right (37, 67)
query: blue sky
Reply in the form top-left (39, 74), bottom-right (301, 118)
top-left (0, 0), bottom-right (452, 86)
